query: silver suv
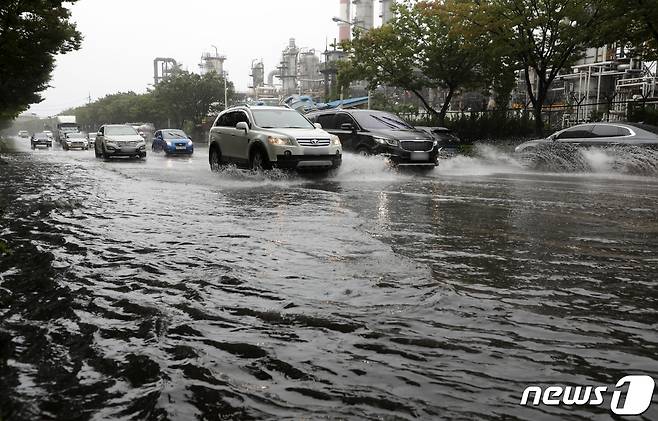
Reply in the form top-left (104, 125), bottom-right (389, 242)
top-left (94, 124), bottom-right (147, 159)
top-left (208, 105), bottom-right (342, 171)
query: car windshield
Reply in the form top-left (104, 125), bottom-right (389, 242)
top-left (34, 133), bottom-right (48, 139)
top-left (353, 112), bottom-right (415, 130)
top-left (67, 133), bottom-right (85, 138)
top-left (163, 130), bottom-right (188, 139)
top-left (252, 109), bottom-right (314, 129)
top-left (105, 126), bottom-right (138, 136)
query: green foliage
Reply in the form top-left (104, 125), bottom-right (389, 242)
top-left (597, 0), bottom-right (658, 59)
top-left (340, 0), bottom-right (495, 124)
top-left (0, 1), bottom-right (82, 122)
top-left (405, 110), bottom-right (536, 142)
top-left (65, 71), bottom-right (234, 131)
top-left (370, 91), bottom-right (417, 115)
top-left (472, 0), bottom-right (606, 133)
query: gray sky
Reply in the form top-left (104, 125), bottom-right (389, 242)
top-left (29, 0), bottom-right (342, 116)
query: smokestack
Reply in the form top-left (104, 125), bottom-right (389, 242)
top-left (380, 0), bottom-right (394, 24)
top-left (338, 0), bottom-right (351, 42)
top-left (353, 0), bottom-right (374, 30)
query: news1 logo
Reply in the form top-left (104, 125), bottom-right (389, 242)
top-left (520, 375), bottom-right (655, 415)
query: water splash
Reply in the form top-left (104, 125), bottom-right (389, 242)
top-left (522, 144), bottom-right (658, 175)
top-left (433, 144), bottom-right (525, 177)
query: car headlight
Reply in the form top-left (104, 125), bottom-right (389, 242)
top-left (268, 136), bottom-right (292, 145)
top-left (187, 140), bottom-right (193, 146)
top-left (374, 137), bottom-right (398, 147)
top-left (330, 134), bottom-right (341, 147)
top-left (165, 140), bottom-right (173, 146)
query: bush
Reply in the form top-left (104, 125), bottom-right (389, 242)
top-left (405, 111), bottom-right (538, 142)
top-left (628, 103), bottom-right (658, 126)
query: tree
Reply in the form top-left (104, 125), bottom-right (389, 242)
top-left (340, 0), bottom-right (492, 125)
top-left (152, 70), bottom-right (233, 128)
top-left (64, 71), bottom-right (234, 133)
top-left (470, 0), bottom-right (606, 134)
top-left (597, 0), bottom-right (658, 59)
top-left (0, 1), bottom-right (82, 122)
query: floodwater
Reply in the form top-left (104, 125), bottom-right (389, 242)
top-left (1, 137), bottom-right (657, 420)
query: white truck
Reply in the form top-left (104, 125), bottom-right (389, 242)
top-left (55, 115), bottom-right (81, 144)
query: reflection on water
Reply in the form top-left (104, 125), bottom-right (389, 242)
top-left (0, 138), bottom-right (657, 419)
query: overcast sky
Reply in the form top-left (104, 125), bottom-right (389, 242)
top-left (28, 0), bottom-right (344, 116)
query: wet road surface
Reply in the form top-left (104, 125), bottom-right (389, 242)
top-left (1, 137), bottom-right (657, 420)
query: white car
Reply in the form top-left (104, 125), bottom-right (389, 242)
top-left (208, 105), bottom-right (342, 172)
top-left (63, 132), bottom-right (89, 150)
top-left (94, 124), bottom-right (147, 159)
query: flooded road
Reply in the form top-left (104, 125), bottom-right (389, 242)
top-left (1, 137), bottom-right (657, 420)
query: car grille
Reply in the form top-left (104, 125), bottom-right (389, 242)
top-left (297, 138), bottom-right (331, 147)
top-left (118, 141), bottom-right (138, 147)
top-left (400, 140), bottom-right (433, 152)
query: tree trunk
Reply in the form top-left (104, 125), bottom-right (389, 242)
top-left (533, 106), bottom-right (544, 135)
top-left (438, 88), bottom-right (454, 127)
top-left (409, 89), bottom-right (440, 124)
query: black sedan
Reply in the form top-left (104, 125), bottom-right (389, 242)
top-left (415, 126), bottom-right (472, 157)
top-left (31, 132), bottom-right (52, 149)
top-left (515, 122), bottom-right (658, 152)
top-left (306, 109), bottom-right (439, 167)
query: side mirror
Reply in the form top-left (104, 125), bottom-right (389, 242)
top-left (340, 122), bottom-right (355, 131)
top-left (314, 122), bottom-right (322, 129)
top-left (188, 136), bottom-right (192, 140)
top-left (236, 122), bottom-right (249, 132)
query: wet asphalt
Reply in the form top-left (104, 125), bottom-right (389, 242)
top-left (1, 137), bottom-right (657, 420)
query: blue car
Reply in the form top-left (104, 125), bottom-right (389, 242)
top-left (152, 129), bottom-right (194, 155)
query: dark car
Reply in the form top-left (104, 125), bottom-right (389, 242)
top-left (515, 122), bottom-right (658, 152)
top-left (31, 132), bottom-right (52, 149)
top-left (152, 129), bottom-right (194, 155)
top-left (306, 109), bottom-right (439, 166)
top-left (415, 126), bottom-right (472, 157)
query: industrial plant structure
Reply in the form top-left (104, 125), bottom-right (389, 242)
top-left (244, 1), bottom-right (397, 102)
top-left (510, 44), bottom-right (658, 125)
top-left (198, 47), bottom-right (226, 76)
top-left (248, 38), bottom-right (324, 99)
top-left (153, 58), bottom-right (179, 85)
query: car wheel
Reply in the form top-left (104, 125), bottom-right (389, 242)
top-left (357, 147), bottom-right (370, 156)
top-left (209, 145), bottom-right (223, 172)
top-left (250, 147), bottom-right (271, 171)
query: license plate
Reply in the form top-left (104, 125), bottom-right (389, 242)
top-left (176, 145), bottom-right (186, 150)
top-left (410, 152), bottom-right (429, 161)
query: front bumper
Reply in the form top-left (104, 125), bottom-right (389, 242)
top-left (65, 142), bottom-right (88, 149)
top-left (104, 144), bottom-right (146, 157)
top-left (32, 140), bottom-right (52, 147)
top-left (164, 144), bottom-right (194, 154)
top-left (275, 154), bottom-right (342, 170)
top-left (375, 144), bottom-right (439, 166)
